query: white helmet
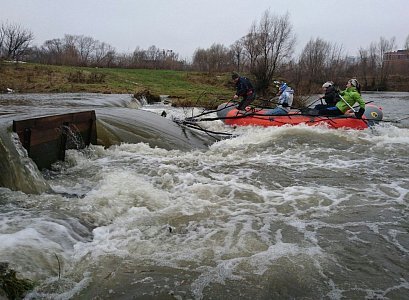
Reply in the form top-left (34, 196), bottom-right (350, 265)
top-left (322, 81), bottom-right (334, 88)
top-left (349, 78), bottom-right (359, 87)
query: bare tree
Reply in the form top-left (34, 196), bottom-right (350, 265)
top-left (0, 24), bottom-right (5, 56)
top-left (208, 43), bottom-right (232, 73)
top-left (62, 34), bottom-right (80, 65)
top-left (77, 35), bottom-right (96, 66)
top-left (192, 48), bottom-right (209, 72)
top-left (42, 38), bottom-right (65, 64)
top-left (116, 52), bottom-right (133, 68)
top-left (0, 22), bottom-right (34, 61)
top-left (144, 45), bottom-right (163, 68)
top-left (358, 48), bottom-right (369, 89)
top-left (404, 34), bottom-right (409, 50)
top-left (357, 37), bottom-right (396, 90)
top-left (128, 45), bottom-right (182, 69)
top-left (368, 42), bottom-right (379, 88)
top-left (241, 10), bottom-right (296, 96)
top-left (298, 38), bottom-right (345, 91)
top-left (298, 38), bottom-right (330, 89)
top-left (230, 40), bottom-right (244, 72)
top-left (325, 43), bottom-right (345, 80)
top-left (131, 46), bottom-right (147, 67)
top-left (378, 36), bottom-right (396, 88)
top-left (94, 41), bottom-right (116, 67)
top-left (192, 45), bottom-right (233, 73)
top-left (241, 22), bottom-right (259, 71)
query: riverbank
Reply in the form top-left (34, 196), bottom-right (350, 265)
top-left (0, 62), bottom-right (233, 108)
top-left (2, 61), bottom-right (409, 109)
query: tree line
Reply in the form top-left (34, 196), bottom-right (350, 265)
top-left (1, 11), bottom-right (409, 95)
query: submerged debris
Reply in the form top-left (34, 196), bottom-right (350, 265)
top-left (0, 262), bottom-right (35, 300)
top-left (133, 89), bottom-right (161, 104)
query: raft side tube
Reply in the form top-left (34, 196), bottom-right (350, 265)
top-left (216, 103), bottom-right (237, 119)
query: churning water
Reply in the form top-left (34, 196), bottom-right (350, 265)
top-left (0, 92), bottom-right (409, 299)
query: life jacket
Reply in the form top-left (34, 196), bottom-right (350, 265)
top-left (236, 77), bottom-right (254, 97)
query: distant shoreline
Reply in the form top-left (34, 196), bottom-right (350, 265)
top-left (2, 62), bottom-right (408, 109)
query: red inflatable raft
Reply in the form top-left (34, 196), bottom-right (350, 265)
top-left (216, 103), bottom-right (383, 130)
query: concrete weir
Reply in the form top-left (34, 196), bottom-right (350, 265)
top-left (2, 106), bottom-right (212, 193)
top-left (12, 111), bottom-right (97, 170)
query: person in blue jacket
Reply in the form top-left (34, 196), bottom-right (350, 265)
top-left (232, 73), bottom-right (255, 110)
top-left (267, 82), bottom-right (294, 115)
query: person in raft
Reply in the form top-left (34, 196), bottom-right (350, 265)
top-left (232, 72), bottom-right (255, 110)
top-left (314, 81), bottom-right (339, 110)
top-left (318, 78), bottom-right (365, 119)
top-left (267, 82), bottom-right (294, 115)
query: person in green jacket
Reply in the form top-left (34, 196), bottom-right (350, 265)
top-left (318, 78), bottom-right (365, 118)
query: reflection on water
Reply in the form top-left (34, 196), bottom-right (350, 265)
top-left (1, 92), bottom-right (409, 299)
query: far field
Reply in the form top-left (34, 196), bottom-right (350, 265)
top-left (3, 62), bottom-right (408, 110)
top-left (0, 62), bottom-right (235, 108)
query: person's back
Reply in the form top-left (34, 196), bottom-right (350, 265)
top-left (323, 85), bottom-right (338, 106)
top-left (279, 85), bottom-right (294, 112)
top-left (232, 73), bottom-right (255, 110)
top-left (267, 82), bottom-right (294, 115)
top-left (236, 77), bottom-right (253, 94)
top-left (314, 81), bottom-right (338, 110)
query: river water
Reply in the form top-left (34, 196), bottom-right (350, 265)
top-left (1, 92), bottom-right (409, 299)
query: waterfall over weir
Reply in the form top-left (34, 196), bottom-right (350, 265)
top-left (12, 111), bottom-right (97, 170)
top-left (0, 94), bottom-right (213, 194)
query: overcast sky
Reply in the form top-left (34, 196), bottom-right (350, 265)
top-left (1, 0), bottom-right (408, 60)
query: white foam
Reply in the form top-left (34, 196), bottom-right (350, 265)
top-left (7, 110), bottom-right (407, 298)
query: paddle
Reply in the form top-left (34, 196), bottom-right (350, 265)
top-left (396, 115), bottom-right (409, 122)
top-left (257, 98), bottom-right (304, 111)
top-left (338, 94), bottom-right (357, 112)
top-left (306, 98), bottom-right (322, 108)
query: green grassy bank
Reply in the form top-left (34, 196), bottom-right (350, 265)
top-left (0, 62), bottom-right (234, 108)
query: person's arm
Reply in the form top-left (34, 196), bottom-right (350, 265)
top-left (235, 79), bottom-right (247, 97)
top-left (355, 93), bottom-right (366, 109)
top-left (353, 92), bottom-right (365, 118)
